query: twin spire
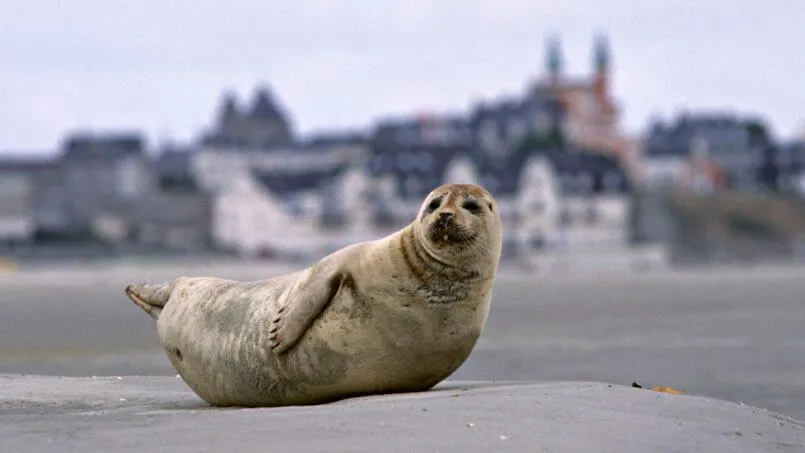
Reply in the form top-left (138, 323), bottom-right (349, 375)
top-left (545, 33), bottom-right (610, 79)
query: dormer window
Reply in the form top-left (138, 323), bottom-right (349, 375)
top-left (559, 207), bottom-right (571, 226)
top-left (507, 117), bottom-right (527, 143)
top-left (396, 152), bottom-right (415, 172)
top-left (585, 205), bottom-right (599, 224)
top-left (579, 173), bottom-right (594, 194)
top-left (603, 171), bottom-right (622, 192)
top-left (479, 119), bottom-right (498, 151)
top-left (419, 151), bottom-right (434, 171)
top-left (481, 175), bottom-right (499, 193)
top-left (532, 111), bottom-right (552, 136)
top-left (405, 175), bottom-right (422, 195)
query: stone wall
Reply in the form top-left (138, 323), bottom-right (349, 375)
top-left (631, 189), bottom-right (805, 266)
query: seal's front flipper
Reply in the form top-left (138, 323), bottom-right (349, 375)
top-left (269, 271), bottom-right (350, 355)
top-left (125, 281), bottom-right (176, 320)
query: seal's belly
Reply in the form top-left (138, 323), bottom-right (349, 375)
top-left (298, 292), bottom-right (483, 398)
top-left (157, 278), bottom-right (483, 407)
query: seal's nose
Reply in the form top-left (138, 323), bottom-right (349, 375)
top-left (438, 211), bottom-right (454, 223)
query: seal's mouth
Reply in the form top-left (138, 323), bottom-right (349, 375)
top-left (427, 219), bottom-right (476, 246)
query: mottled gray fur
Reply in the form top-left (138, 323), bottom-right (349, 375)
top-left (125, 183), bottom-right (502, 407)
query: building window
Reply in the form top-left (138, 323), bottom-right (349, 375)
top-left (405, 176), bottom-right (422, 195)
top-left (507, 117), bottom-right (527, 143)
top-left (559, 207), bottom-right (571, 226)
top-left (579, 174), bottom-right (594, 195)
top-left (529, 231), bottom-right (546, 249)
top-left (479, 120), bottom-right (498, 151)
top-left (585, 204), bottom-right (599, 224)
top-left (603, 171), bottom-right (622, 192)
top-left (532, 111), bottom-right (553, 136)
top-left (420, 152), bottom-right (434, 171)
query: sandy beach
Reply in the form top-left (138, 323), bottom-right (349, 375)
top-left (1, 260), bottom-right (804, 421)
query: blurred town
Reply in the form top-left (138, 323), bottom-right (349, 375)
top-left (2, 35), bottom-right (805, 273)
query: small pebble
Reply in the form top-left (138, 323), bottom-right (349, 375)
top-left (467, 423), bottom-right (475, 428)
top-left (119, 398), bottom-right (126, 402)
top-left (500, 435), bottom-right (508, 440)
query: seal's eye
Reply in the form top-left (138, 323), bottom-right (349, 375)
top-left (462, 200), bottom-right (481, 213)
top-left (425, 198), bottom-right (441, 213)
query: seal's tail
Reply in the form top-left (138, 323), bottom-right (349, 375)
top-left (124, 281), bottom-right (176, 320)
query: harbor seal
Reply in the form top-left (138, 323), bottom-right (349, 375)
top-left (124, 183), bottom-right (502, 407)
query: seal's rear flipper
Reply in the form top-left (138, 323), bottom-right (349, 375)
top-left (125, 281), bottom-right (175, 320)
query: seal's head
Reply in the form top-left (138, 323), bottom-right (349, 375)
top-left (415, 183), bottom-right (502, 270)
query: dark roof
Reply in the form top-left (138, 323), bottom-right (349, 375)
top-left (0, 152), bottom-right (57, 171)
top-left (368, 114), bottom-right (474, 200)
top-left (469, 94), bottom-right (565, 152)
top-left (303, 131), bottom-right (370, 148)
top-left (217, 91), bottom-right (239, 122)
top-left (774, 141), bottom-right (805, 171)
top-left (549, 150), bottom-right (631, 195)
top-left (62, 132), bottom-right (146, 160)
top-left (468, 147), bottom-right (630, 197)
top-left (645, 113), bottom-right (756, 158)
top-left (250, 86), bottom-right (285, 120)
top-left (252, 162), bottom-right (346, 197)
top-left (369, 144), bottom-right (467, 200)
top-left (373, 115), bottom-right (473, 148)
top-left (155, 148), bottom-right (200, 191)
top-left (472, 147), bottom-right (556, 197)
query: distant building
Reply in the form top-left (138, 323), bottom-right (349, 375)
top-left (0, 156), bottom-right (41, 245)
top-left (526, 34), bottom-right (640, 179)
top-left (367, 114), bottom-right (474, 225)
top-left (133, 148), bottom-right (214, 252)
top-left (550, 150), bottom-right (632, 250)
top-left (52, 132), bottom-right (153, 242)
top-left (641, 112), bottom-right (769, 191)
top-left (469, 92), bottom-right (565, 165)
top-left (212, 163), bottom-right (343, 259)
top-left (769, 140), bottom-right (805, 195)
top-left (452, 147), bottom-right (631, 258)
top-left (192, 128), bottom-right (366, 195)
top-left (200, 85), bottom-right (294, 149)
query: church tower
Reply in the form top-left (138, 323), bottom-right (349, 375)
top-left (545, 34), bottom-right (563, 84)
top-left (592, 32), bottom-right (611, 101)
top-left (217, 90), bottom-right (240, 129)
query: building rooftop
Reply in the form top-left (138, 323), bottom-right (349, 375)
top-left (62, 132), bottom-right (146, 160)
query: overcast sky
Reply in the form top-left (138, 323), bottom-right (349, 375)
top-left (1, 1), bottom-right (803, 154)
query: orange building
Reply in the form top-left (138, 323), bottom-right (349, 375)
top-left (527, 34), bottom-right (641, 180)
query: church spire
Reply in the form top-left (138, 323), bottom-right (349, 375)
top-left (592, 32), bottom-right (611, 102)
top-left (593, 32), bottom-right (610, 75)
top-left (545, 34), bottom-right (563, 82)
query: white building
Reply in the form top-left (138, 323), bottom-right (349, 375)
top-left (212, 168), bottom-right (322, 258)
top-left (516, 156), bottom-right (562, 249)
top-left (0, 172), bottom-right (34, 244)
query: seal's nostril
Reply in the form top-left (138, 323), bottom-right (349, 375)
top-left (439, 212), bottom-right (453, 220)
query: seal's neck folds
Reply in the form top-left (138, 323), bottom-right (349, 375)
top-left (401, 226), bottom-right (488, 282)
